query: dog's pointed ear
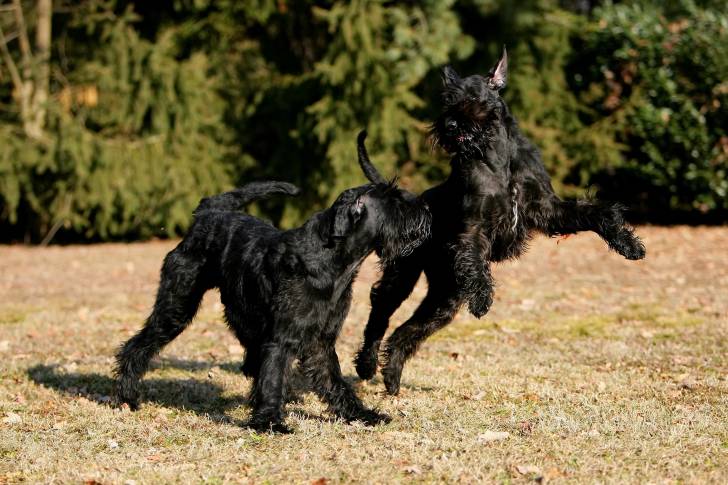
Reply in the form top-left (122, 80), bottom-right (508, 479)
top-left (487, 46), bottom-right (508, 91)
top-left (441, 65), bottom-right (461, 87)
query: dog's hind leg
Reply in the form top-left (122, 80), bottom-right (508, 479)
top-left (354, 257), bottom-right (422, 380)
top-left (381, 288), bottom-right (462, 395)
top-left (531, 196), bottom-right (646, 260)
top-left (115, 250), bottom-right (207, 410)
top-left (304, 341), bottom-right (390, 426)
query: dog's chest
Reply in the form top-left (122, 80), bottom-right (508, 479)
top-left (487, 185), bottom-right (529, 261)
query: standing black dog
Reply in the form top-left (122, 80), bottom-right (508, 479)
top-left (115, 145), bottom-right (431, 433)
top-left (354, 48), bottom-right (646, 395)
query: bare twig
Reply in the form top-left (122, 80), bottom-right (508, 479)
top-left (0, 23), bottom-right (23, 93)
top-left (1, 30), bottom-right (19, 43)
top-left (40, 194), bottom-right (71, 246)
top-left (12, 0), bottom-right (33, 80)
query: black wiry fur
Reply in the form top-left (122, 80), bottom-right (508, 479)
top-left (354, 47), bottom-right (646, 395)
top-left (115, 144), bottom-right (431, 433)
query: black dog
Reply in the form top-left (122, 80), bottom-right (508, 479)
top-left (115, 143), bottom-right (431, 432)
top-left (354, 48), bottom-right (646, 395)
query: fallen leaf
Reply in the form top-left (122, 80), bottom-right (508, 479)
top-left (515, 464), bottom-right (543, 477)
top-left (520, 298), bottom-right (536, 310)
top-left (476, 430), bottom-right (510, 443)
top-left (679, 376), bottom-right (697, 390)
top-left (494, 323), bottom-right (520, 335)
top-left (3, 412), bottom-right (22, 424)
top-left (311, 478), bottom-right (328, 485)
top-left (543, 467), bottom-right (566, 480)
top-left (518, 420), bottom-right (535, 435)
top-left (450, 352), bottom-right (459, 360)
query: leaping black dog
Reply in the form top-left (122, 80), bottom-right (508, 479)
top-left (354, 48), bottom-right (646, 395)
top-left (115, 136), bottom-right (431, 433)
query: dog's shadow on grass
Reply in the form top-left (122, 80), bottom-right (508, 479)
top-left (26, 361), bottom-right (334, 426)
top-left (27, 362), bottom-right (251, 425)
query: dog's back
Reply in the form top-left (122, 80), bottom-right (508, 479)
top-left (178, 182), bottom-right (301, 286)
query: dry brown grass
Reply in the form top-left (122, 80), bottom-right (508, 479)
top-left (1, 226), bottom-right (727, 483)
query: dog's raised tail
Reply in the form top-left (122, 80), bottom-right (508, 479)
top-left (195, 181), bottom-right (300, 214)
top-left (357, 130), bottom-right (387, 184)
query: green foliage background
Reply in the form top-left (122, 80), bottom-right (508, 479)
top-left (0, 0), bottom-right (726, 242)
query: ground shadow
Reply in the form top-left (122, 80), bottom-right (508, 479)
top-left (27, 363), bottom-right (249, 425)
top-left (154, 356), bottom-right (244, 374)
top-left (26, 361), bottom-right (337, 426)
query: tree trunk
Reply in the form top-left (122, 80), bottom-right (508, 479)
top-left (30, 0), bottom-right (51, 139)
top-left (1, 0), bottom-right (52, 140)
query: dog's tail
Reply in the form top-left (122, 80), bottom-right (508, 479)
top-left (194, 181), bottom-right (300, 214)
top-left (357, 130), bottom-right (387, 184)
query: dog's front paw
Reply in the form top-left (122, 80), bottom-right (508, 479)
top-left (115, 381), bottom-right (140, 411)
top-left (247, 416), bottom-right (292, 434)
top-left (381, 365), bottom-right (402, 396)
top-left (614, 233), bottom-right (646, 260)
top-left (467, 290), bottom-right (493, 318)
top-left (354, 345), bottom-right (379, 381)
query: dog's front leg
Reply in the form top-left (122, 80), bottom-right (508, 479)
top-left (303, 341), bottom-right (390, 426)
top-left (531, 196), bottom-right (646, 260)
top-left (453, 224), bottom-right (495, 318)
top-left (248, 342), bottom-right (294, 434)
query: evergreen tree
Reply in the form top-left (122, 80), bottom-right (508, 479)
top-left (0, 1), bottom-right (231, 242)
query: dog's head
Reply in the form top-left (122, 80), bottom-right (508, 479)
top-left (431, 47), bottom-right (510, 162)
top-left (318, 132), bottom-right (431, 262)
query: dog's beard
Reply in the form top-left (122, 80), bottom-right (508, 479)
top-left (432, 124), bottom-right (485, 160)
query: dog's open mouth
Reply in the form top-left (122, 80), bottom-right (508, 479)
top-left (456, 133), bottom-right (474, 145)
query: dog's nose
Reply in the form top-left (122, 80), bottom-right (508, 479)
top-left (446, 119), bottom-right (457, 131)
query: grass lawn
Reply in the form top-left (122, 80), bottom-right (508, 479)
top-left (1, 226), bottom-right (726, 483)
